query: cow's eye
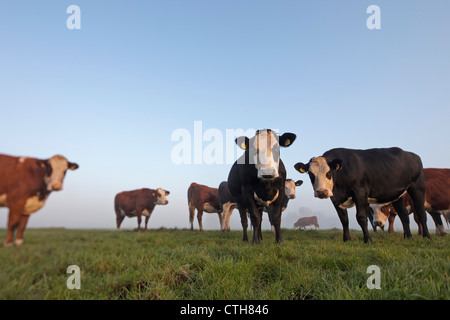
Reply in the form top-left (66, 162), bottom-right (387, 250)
top-left (326, 171), bottom-right (332, 180)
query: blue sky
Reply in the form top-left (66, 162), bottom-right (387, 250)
top-left (1, 1), bottom-right (449, 231)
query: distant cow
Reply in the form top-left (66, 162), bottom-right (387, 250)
top-left (227, 129), bottom-right (296, 243)
top-left (115, 188), bottom-right (170, 232)
top-left (372, 168), bottom-right (450, 236)
top-left (295, 147), bottom-right (430, 243)
top-left (293, 216), bottom-right (319, 230)
top-left (0, 154), bottom-right (79, 246)
top-left (371, 196), bottom-right (422, 234)
top-left (219, 179), bottom-right (302, 232)
top-left (188, 183), bottom-right (222, 231)
top-left (367, 206), bottom-right (385, 232)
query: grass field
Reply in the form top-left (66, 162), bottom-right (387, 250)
top-left (0, 228), bottom-right (448, 300)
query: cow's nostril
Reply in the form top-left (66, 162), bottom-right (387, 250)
top-left (51, 183), bottom-right (63, 191)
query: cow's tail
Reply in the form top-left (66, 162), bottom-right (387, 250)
top-left (114, 195), bottom-right (120, 216)
top-left (188, 186), bottom-right (195, 230)
top-left (114, 194), bottom-right (124, 231)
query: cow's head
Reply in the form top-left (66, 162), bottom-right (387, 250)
top-left (285, 179), bottom-right (303, 199)
top-left (156, 188), bottom-right (170, 205)
top-left (37, 155), bottom-right (79, 191)
top-left (236, 129), bottom-right (296, 180)
top-left (371, 204), bottom-right (394, 227)
top-left (294, 157), bottom-right (342, 199)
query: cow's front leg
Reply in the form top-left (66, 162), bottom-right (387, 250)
top-left (392, 199), bottom-right (412, 238)
top-left (5, 204), bottom-right (25, 246)
top-left (246, 198), bottom-right (262, 244)
top-left (136, 213), bottom-right (142, 233)
top-left (15, 215), bottom-right (30, 246)
top-left (268, 203), bottom-right (283, 243)
top-left (333, 203), bottom-right (351, 242)
top-left (144, 215), bottom-right (150, 231)
top-left (238, 207), bottom-right (248, 242)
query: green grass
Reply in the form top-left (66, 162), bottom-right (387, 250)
top-left (0, 228), bottom-right (448, 300)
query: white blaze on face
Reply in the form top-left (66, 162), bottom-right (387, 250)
top-left (308, 157), bottom-right (334, 199)
top-left (371, 204), bottom-right (390, 227)
top-left (155, 188), bottom-right (169, 205)
top-left (285, 180), bottom-right (296, 199)
top-left (44, 155), bottom-right (70, 191)
top-left (250, 130), bottom-right (280, 179)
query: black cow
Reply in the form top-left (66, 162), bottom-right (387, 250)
top-left (294, 147), bottom-right (430, 243)
top-left (219, 179), bottom-right (303, 232)
top-left (227, 129), bottom-right (296, 243)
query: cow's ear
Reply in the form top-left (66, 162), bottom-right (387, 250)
top-left (295, 180), bottom-right (303, 187)
top-left (36, 159), bottom-right (48, 169)
top-left (235, 136), bottom-right (249, 150)
top-left (68, 162), bottom-right (79, 170)
top-left (294, 162), bottom-right (309, 173)
top-left (279, 133), bottom-right (296, 147)
top-left (165, 190), bottom-right (170, 196)
top-left (328, 159), bottom-right (343, 171)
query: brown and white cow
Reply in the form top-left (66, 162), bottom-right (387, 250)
top-left (0, 154), bottom-right (79, 246)
top-left (372, 168), bottom-right (450, 236)
top-left (188, 182), bottom-right (222, 231)
top-left (115, 188), bottom-right (170, 232)
top-left (293, 216), bottom-right (320, 230)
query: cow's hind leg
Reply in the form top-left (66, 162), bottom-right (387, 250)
top-left (429, 211), bottom-right (446, 236)
top-left (407, 185), bottom-right (430, 239)
top-left (392, 199), bottom-right (412, 238)
top-left (197, 209), bottom-right (204, 231)
top-left (354, 196), bottom-right (372, 243)
top-left (136, 213), bottom-right (142, 233)
top-left (189, 202), bottom-right (195, 231)
top-left (412, 211), bottom-right (423, 235)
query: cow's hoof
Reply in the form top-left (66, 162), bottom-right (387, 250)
top-left (3, 241), bottom-right (13, 247)
top-left (14, 239), bottom-right (24, 246)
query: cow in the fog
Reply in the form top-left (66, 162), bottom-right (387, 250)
top-left (372, 168), bottom-right (450, 236)
top-left (227, 129), bottom-right (296, 243)
top-left (295, 147), bottom-right (430, 242)
top-left (188, 183), bottom-right (222, 231)
top-left (219, 179), bottom-right (302, 232)
top-left (115, 188), bottom-right (170, 232)
top-left (293, 216), bottom-right (319, 230)
top-left (0, 154), bottom-right (79, 246)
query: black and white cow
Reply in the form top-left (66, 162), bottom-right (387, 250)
top-left (219, 179), bottom-right (302, 232)
top-left (227, 129), bottom-right (296, 243)
top-left (294, 147), bottom-right (430, 243)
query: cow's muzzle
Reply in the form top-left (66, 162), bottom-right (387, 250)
top-left (50, 183), bottom-right (63, 191)
top-left (374, 221), bottom-right (384, 227)
top-left (315, 189), bottom-right (331, 199)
